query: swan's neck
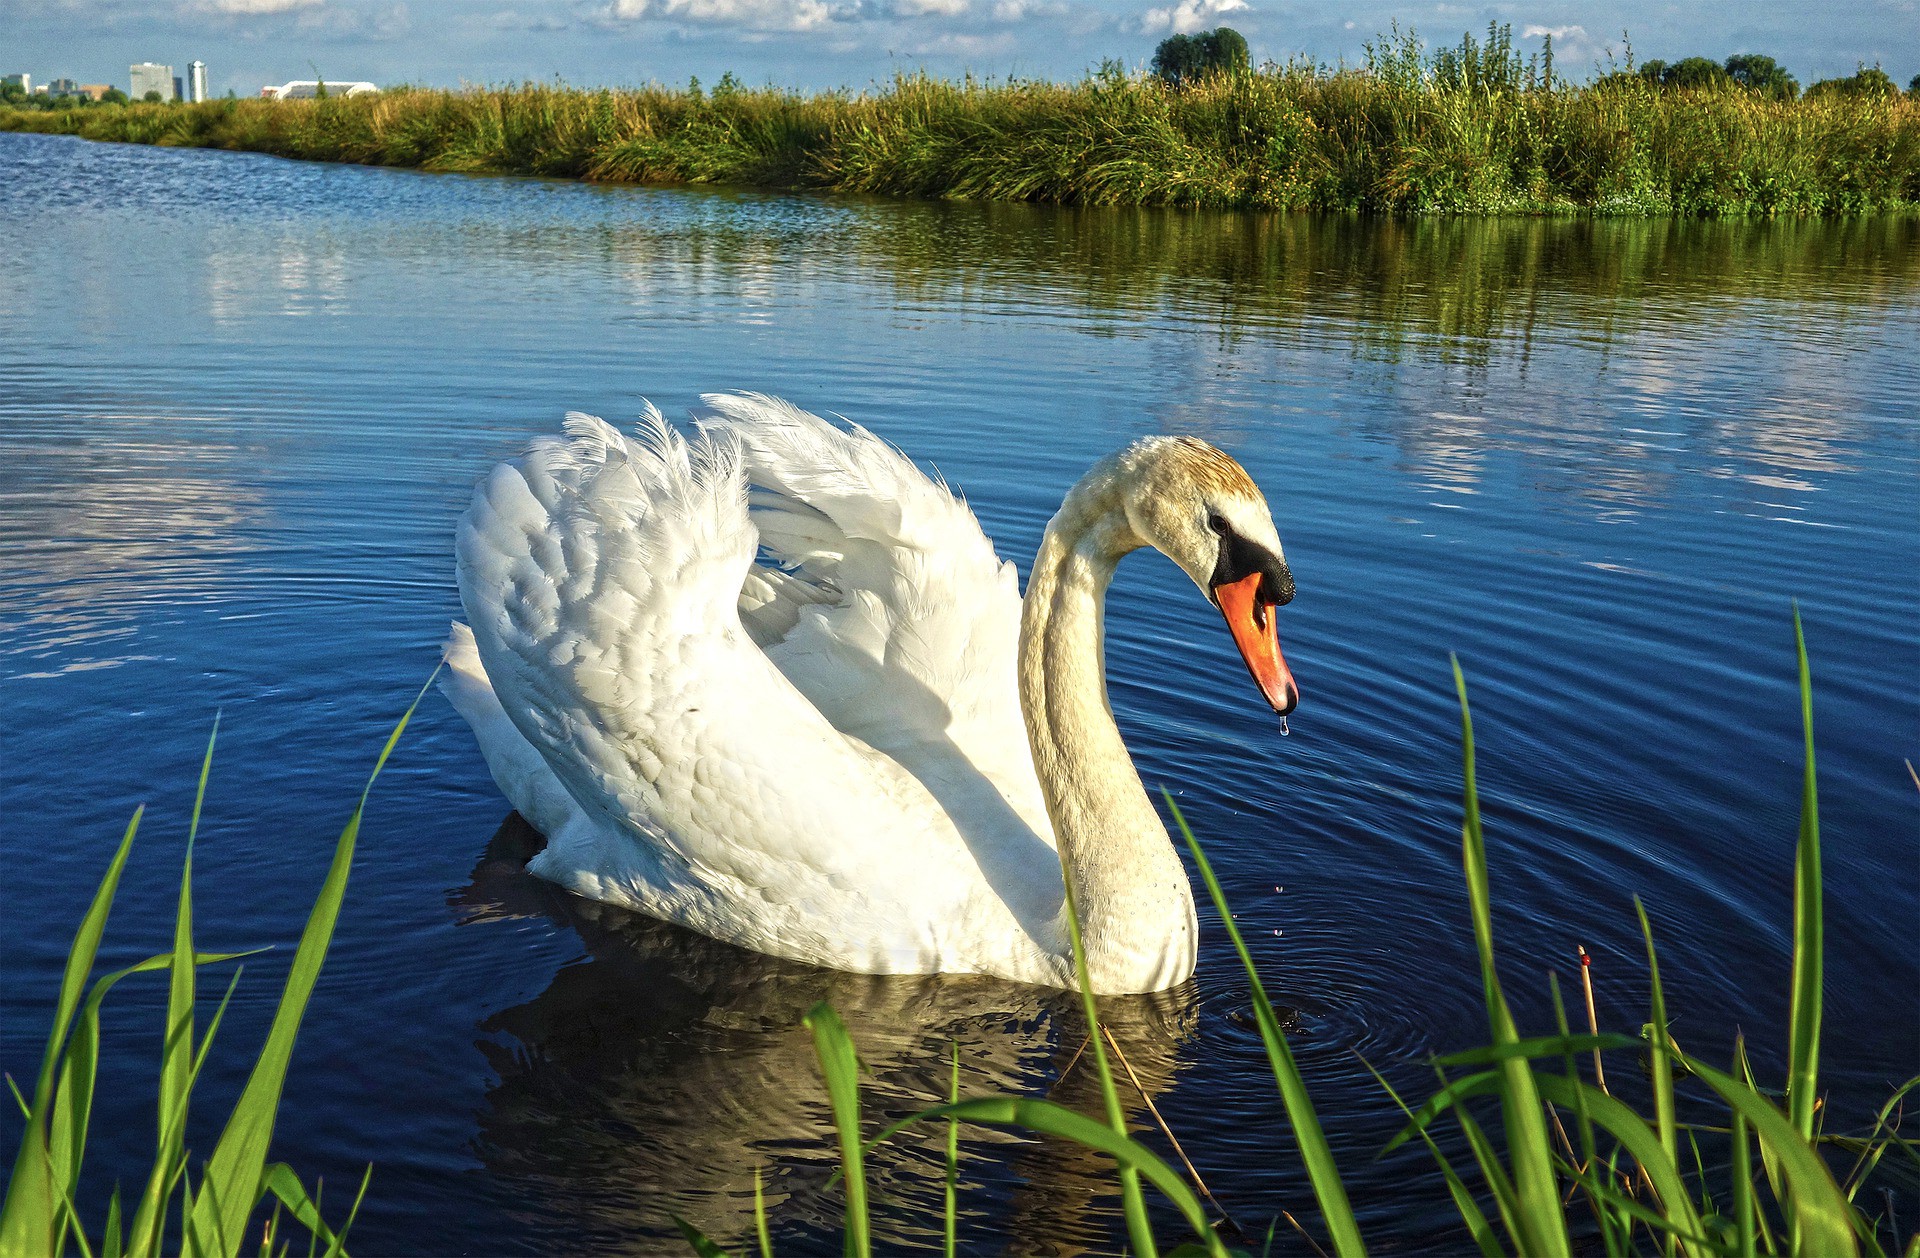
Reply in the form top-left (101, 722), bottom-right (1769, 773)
top-left (1020, 466), bottom-right (1197, 994)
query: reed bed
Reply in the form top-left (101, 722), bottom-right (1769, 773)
top-left (5, 65), bottom-right (1916, 214)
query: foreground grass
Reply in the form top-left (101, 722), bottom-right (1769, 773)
top-left (4, 62), bottom-right (1917, 215)
top-left (759, 617), bottom-right (1918, 1256)
top-left (0, 679), bottom-right (431, 1258)
top-left (6, 626), bottom-right (1914, 1255)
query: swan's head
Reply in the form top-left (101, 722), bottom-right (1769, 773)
top-left (1114, 436), bottom-right (1299, 717)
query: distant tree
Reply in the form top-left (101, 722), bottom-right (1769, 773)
top-left (1808, 64), bottom-right (1897, 98)
top-left (1662, 56), bottom-right (1729, 88)
top-left (1151, 26), bottom-right (1250, 88)
top-left (1724, 53), bottom-right (1798, 99)
top-left (1635, 58), bottom-right (1669, 85)
top-left (0, 81), bottom-right (24, 106)
top-left (1910, 73), bottom-right (1920, 96)
top-left (142, 89), bottom-right (162, 102)
top-left (1206, 27), bottom-right (1251, 76)
top-left (101, 87), bottom-right (128, 104)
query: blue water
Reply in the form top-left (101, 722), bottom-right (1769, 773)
top-left (2, 129), bottom-right (1915, 1254)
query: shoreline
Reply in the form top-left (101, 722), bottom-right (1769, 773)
top-left (4, 72), bottom-right (1917, 217)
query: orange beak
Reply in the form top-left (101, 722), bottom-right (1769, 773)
top-left (1213, 571), bottom-right (1298, 716)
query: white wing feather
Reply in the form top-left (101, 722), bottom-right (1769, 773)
top-left (451, 402), bottom-right (1063, 980)
top-left (702, 393), bottom-right (1046, 826)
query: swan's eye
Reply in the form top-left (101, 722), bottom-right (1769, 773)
top-left (1206, 512), bottom-right (1231, 537)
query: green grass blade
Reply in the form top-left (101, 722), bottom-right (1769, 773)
top-left (1381, 1069), bottom-right (1499, 1156)
top-left (1839, 1076), bottom-right (1920, 1202)
top-left (944, 1042), bottom-right (958, 1258)
top-left (257, 1166), bottom-right (343, 1256)
top-left (48, 984), bottom-right (101, 1258)
top-left (324, 1163), bottom-right (370, 1258)
top-left (1565, 1165), bottom-right (1719, 1250)
top-left (1433, 1033), bottom-right (1640, 1069)
top-left (188, 674), bottom-right (433, 1254)
top-left (1452, 658), bottom-right (1568, 1258)
top-left (1548, 973), bottom-right (1612, 1254)
top-left (1634, 896), bottom-right (1682, 1237)
top-left (44, 948), bottom-right (244, 1258)
top-left (753, 1166), bottom-right (772, 1258)
top-left (672, 1215), bottom-right (732, 1258)
top-left (1450, 1094), bottom-right (1527, 1249)
top-left (1529, 1074), bottom-right (1709, 1254)
top-left (0, 806), bottom-right (142, 1256)
top-left (1736, 1035), bottom-right (1786, 1230)
top-left (103, 1187), bottom-right (124, 1258)
top-left (131, 966), bottom-right (247, 1258)
top-left (1787, 607), bottom-right (1823, 1144)
top-left (1673, 1051), bottom-right (1857, 1256)
top-left (44, 1166), bottom-right (97, 1258)
top-left (1360, 1056), bottom-right (1500, 1258)
top-left (801, 1004), bottom-right (870, 1258)
top-left (1731, 1049), bottom-right (1756, 1258)
top-left (931, 1096), bottom-right (1223, 1248)
top-left (37, 949), bottom-right (242, 1258)
top-left (1164, 792), bottom-right (1364, 1258)
top-left (132, 725), bottom-right (214, 1258)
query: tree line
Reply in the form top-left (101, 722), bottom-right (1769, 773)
top-left (1150, 24), bottom-right (1918, 99)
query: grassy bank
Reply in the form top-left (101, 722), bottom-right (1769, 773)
top-left (5, 57), bottom-right (1917, 215)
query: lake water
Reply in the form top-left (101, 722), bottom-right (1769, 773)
top-left (2, 128), bottom-right (1915, 1254)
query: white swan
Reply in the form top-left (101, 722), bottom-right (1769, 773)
top-left (443, 394), bottom-right (1297, 995)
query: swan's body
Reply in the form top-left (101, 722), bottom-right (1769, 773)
top-left (446, 395), bottom-right (1296, 994)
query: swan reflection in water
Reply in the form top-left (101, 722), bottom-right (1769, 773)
top-left (452, 814), bottom-right (1202, 1256)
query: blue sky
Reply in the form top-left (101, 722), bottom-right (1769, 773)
top-left (5, 0), bottom-right (1913, 98)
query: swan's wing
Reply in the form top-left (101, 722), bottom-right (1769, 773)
top-left (699, 393), bottom-right (1042, 826)
top-left (454, 409), bottom-right (992, 970)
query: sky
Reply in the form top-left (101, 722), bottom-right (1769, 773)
top-left (4, 0), bottom-right (1914, 98)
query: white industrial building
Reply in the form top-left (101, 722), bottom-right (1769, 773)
top-left (188, 61), bottom-right (208, 103)
top-left (129, 62), bottom-right (176, 102)
top-left (260, 80), bottom-right (377, 100)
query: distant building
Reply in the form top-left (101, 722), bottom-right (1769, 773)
top-left (173, 76), bottom-right (183, 101)
top-left (188, 61), bottom-right (208, 103)
top-left (45, 78), bottom-right (102, 101)
top-left (3, 73), bottom-right (30, 94)
top-left (260, 79), bottom-right (378, 100)
top-left (129, 62), bottom-right (176, 102)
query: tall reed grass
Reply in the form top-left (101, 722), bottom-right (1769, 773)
top-left (719, 617), bottom-right (1918, 1255)
top-left (4, 56), bottom-right (1915, 214)
top-left (0, 678), bottom-right (432, 1258)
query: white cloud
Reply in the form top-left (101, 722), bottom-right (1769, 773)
top-left (483, 6), bottom-right (569, 30)
top-left (1139, 0), bottom-right (1248, 36)
top-left (603, 0), bottom-right (837, 29)
top-left (892, 0), bottom-right (968, 14)
top-left (1522, 23), bottom-right (1587, 39)
top-left (193, 0), bottom-right (322, 13)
